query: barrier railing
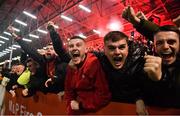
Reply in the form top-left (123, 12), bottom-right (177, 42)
top-left (4, 88), bottom-right (180, 115)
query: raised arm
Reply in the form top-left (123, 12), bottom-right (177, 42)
top-left (8, 26), bottom-right (45, 64)
top-left (47, 22), bottom-right (71, 63)
top-left (122, 6), bottom-right (159, 41)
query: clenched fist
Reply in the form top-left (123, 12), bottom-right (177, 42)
top-left (70, 100), bottom-right (79, 110)
top-left (47, 21), bottom-right (56, 32)
top-left (7, 26), bottom-right (20, 40)
top-left (22, 88), bottom-right (29, 96)
top-left (144, 55), bottom-right (162, 81)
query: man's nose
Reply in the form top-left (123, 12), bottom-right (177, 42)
top-left (114, 48), bottom-right (121, 54)
top-left (162, 42), bottom-right (170, 50)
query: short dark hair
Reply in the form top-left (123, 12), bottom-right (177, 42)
top-left (104, 31), bottom-right (129, 44)
top-left (154, 25), bottom-right (180, 37)
top-left (11, 60), bottom-right (20, 66)
top-left (26, 58), bottom-right (34, 64)
top-left (47, 42), bottom-right (53, 46)
top-left (25, 58), bottom-right (39, 67)
top-left (69, 36), bottom-right (85, 41)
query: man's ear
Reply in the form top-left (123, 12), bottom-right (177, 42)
top-left (104, 46), bottom-right (107, 55)
top-left (85, 48), bottom-right (88, 53)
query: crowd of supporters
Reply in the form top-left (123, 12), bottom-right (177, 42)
top-left (0, 6), bottom-right (179, 115)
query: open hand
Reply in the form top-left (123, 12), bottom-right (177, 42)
top-left (122, 6), bottom-right (141, 25)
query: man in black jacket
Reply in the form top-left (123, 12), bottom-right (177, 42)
top-left (123, 6), bottom-right (180, 108)
top-left (143, 25), bottom-right (180, 107)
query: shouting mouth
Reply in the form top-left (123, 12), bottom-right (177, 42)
top-left (113, 56), bottom-right (123, 67)
top-left (72, 51), bottom-right (80, 58)
top-left (161, 52), bottom-right (174, 59)
top-left (46, 53), bottom-right (53, 60)
top-left (160, 51), bottom-right (176, 64)
top-left (70, 50), bottom-right (82, 64)
top-left (113, 56), bottom-right (123, 62)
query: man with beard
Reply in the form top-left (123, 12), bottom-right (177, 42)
top-left (64, 36), bottom-right (111, 115)
top-left (122, 6), bottom-right (180, 107)
top-left (8, 27), bottom-right (67, 94)
top-left (142, 25), bottom-right (180, 107)
top-left (47, 23), bottom-right (149, 115)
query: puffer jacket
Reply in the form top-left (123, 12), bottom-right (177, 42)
top-left (93, 41), bottom-right (146, 103)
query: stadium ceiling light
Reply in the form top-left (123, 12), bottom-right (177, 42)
top-left (3, 50), bottom-right (9, 53)
top-left (37, 29), bottom-right (48, 34)
top-left (78, 5), bottom-right (91, 13)
top-left (22, 38), bottom-right (32, 42)
top-left (0, 52), bottom-right (5, 55)
top-left (23, 11), bottom-right (37, 19)
top-left (9, 46), bottom-right (16, 50)
top-left (11, 27), bottom-right (20, 32)
top-left (0, 52), bottom-right (6, 55)
top-left (54, 25), bottom-right (59, 29)
top-left (107, 20), bottom-right (123, 31)
top-left (61, 15), bottom-right (73, 22)
top-left (0, 40), bottom-right (5, 44)
top-left (0, 35), bottom-right (9, 40)
top-left (15, 19), bottom-right (27, 26)
top-left (93, 29), bottom-right (101, 34)
top-left (4, 48), bottom-right (11, 53)
top-left (5, 48), bottom-right (12, 51)
top-left (3, 31), bottom-right (12, 36)
top-left (12, 44), bottom-right (21, 48)
top-left (29, 34), bottom-right (39, 39)
top-left (78, 33), bottom-right (87, 39)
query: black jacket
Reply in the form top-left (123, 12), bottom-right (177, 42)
top-left (133, 19), bottom-right (159, 41)
top-left (133, 18), bottom-right (180, 107)
top-left (49, 29), bottom-right (70, 62)
top-left (142, 59), bottom-right (180, 108)
top-left (93, 43), bottom-right (146, 103)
